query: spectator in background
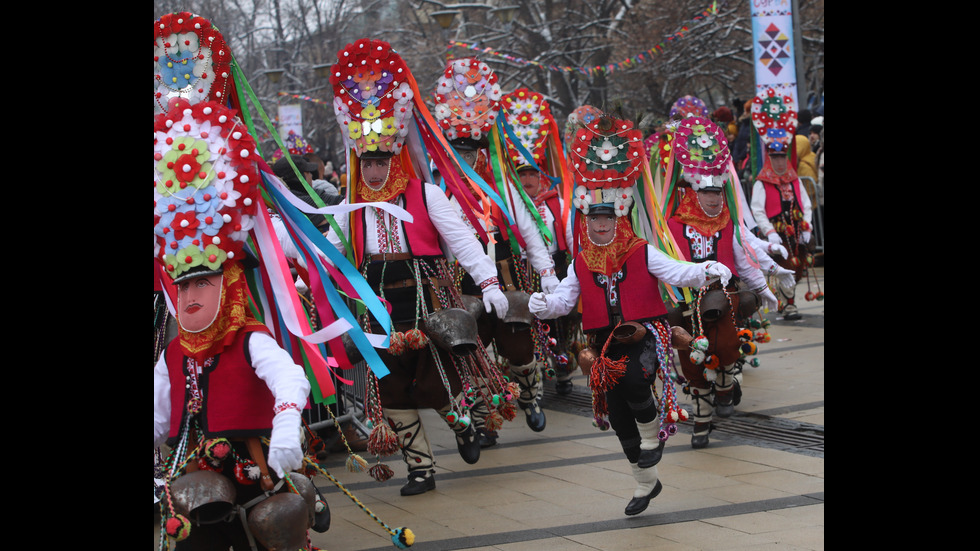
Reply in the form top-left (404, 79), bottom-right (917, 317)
top-left (303, 152), bottom-right (344, 205)
top-left (272, 155), bottom-right (335, 232)
top-left (809, 116), bottom-right (823, 153)
top-left (731, 99), bottom-right (754, 181)
top-left (796, 109), bottom-right (812, 138)
top-left (711, 106), bottom-right (737, 144)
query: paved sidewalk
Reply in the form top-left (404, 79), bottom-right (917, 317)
top-left (155, 268), bottom-right (824, 550)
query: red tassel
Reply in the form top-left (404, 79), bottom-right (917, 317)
top-left (404, 328), bottom-right (429, 350)
top-left (367, 423), bottom-right (400, 456)
top-left (589, 355), bottom-right (628, 393)
top-left (500, 401), bottom-right (518, 421)
top-left (484, 410), bottom-right (504, 432)
top-left (388, 332), bottom-right (406, 356)
top-left (368, 463), bottom-right (395, 482)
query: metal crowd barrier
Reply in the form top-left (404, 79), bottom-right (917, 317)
top-left (304, 360), bottom-right (371, 438)
top-left (797, 176), bottom-right (823, 253)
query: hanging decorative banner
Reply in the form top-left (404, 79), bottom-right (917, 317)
top-left (448, 2), bottom-right (719, 76)
top-left (750, 0), bottom-right (798, 106)
top-left (278, 104), bottom-right (304, 140)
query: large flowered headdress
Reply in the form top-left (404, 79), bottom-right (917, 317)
top-left (563, 105), bottom-right (602, 146)
top-left (672, 116), bottom-right (732, 191)
top-left (500, 88), bottom-right (554, 170)
top-left (153, 12), bottom-right (234, 115)
top-left (330, 39), bottom-right (416, 157)
top-left (271, 131), bottom-right (315, 163)
top-left (668, 95), bottom-right (709, 121)
top-left (432, 57), bottom-right (503, 148)
top-left (750, 88), bottom-right (797, 154)
top-left (568, 115), bottom-right (645, 217)
top-left (154, 98), bottom-right (260, 282)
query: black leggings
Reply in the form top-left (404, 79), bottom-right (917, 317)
top-left (601, 333), bottom-right (661, 462)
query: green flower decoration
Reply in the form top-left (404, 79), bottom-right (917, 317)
top-left (201, 244), bottom-right (227, 271)
top-left (167, 245), bottom-right (206, 278)
top-left (156, 136), bottom-right (214, 196)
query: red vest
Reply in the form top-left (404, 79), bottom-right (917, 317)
top-left (762, 179), bottom-right (805, 220)
top-left (542, 195), bottom-right (568, 253)
top-left (354, 179), bottom-right (443, 265)
top-left (165, 329), bottom-right (275, 443)
top-left (668, 218), bottom-right (740, 278)
top-left (576, 247), bottom-right (667, 333)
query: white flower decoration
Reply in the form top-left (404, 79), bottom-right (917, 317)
top-left (434, 104), bottom-right (451, 120)
top-left (488, 83), bottom-right (502, 101)
top-left (695, 133), bottom-right (714, 148)
top-left (597, 139), bottom-right (616, 162)
top-left (572, 185), bottom-right (592, 214)
top-left (393, 82), bottom-right (414, 105)
top-left (333, 97), bottom-right (349, 117)
top-left (612, 187), bottom-right (634, 217)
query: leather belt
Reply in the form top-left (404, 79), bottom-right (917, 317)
top-left (368, 252), bottom-right (412, 263)
top-left (382, 277), bottom-right (451, 290)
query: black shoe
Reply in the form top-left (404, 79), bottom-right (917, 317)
top-left (624, 480), bottom-right (663, 516)
top-left (637, 440), bottom-right (665, 468)
top-left (455, 425), bottom-right (481, 464)
top-left (477, 428), bottom-right (497, 448)
top-left (400, 471), bottom-right (435, 496)
top-left (783, 304), bottom-right (802, 320)
top-left (714, 391), bottom-right (734, 418)
top-left (555, 380), bottom-right (574, 396)
top-left (522, 402), bottom-right (546, 432)
top-left (691, 422), bottom-right (712, 449)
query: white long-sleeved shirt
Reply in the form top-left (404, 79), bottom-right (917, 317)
top-left (325, 182), bottom-right (498, 285)
top-left (448, 180), bottom-right (556, 275)
top-left (750, 179), bottom-right (813, 237)
top-left (532, 244), bottom-right (710, 320)
top-left (525, 195), bottom-right (575, 256)
top-left (153, 331), bottom-right (312, 448)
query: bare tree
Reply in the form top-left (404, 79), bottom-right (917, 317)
top-left (154, 0), bottom-right (823, 158)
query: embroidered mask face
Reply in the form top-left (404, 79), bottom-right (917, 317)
top-left (360, 157), bottom-right (391, 188)
top-left (696, 189), bottom-right (725, 217)
top-left (177, 273), bottom-right (224, 333)
top-left (518, 169), bottom-right (543, 198)
top-left (587, 213), bottom-right (617, 245)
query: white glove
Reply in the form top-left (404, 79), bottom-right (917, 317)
top-left (482, 285), bottom-right (509, 318)
top-left (801, 231), bottom-right (811, 244)
top-left (767, 231), bottom-right (783, 245)
top-left (767, 243), bottom-right (788, 258)
top-left (774, 266), bottom-right (796, 290)
top-left (267, 409), bottom-right (304, 477)
top-left (528, 292), bottom-right (548, 316)
top-left (704, 261), bottom-right (732, 287)
top-left (540, 274), bottom-right (560, 294)
top-left (758, 287), bottom-right (779, 312)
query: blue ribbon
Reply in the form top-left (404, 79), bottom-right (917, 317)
top-left (263, 172), bottom-right (392, 378)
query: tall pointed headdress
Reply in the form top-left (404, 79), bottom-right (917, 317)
top-left (750, 88), bottom-right (797, 154)
top-left (500, 88), bottom-right (554, 170)
top-left (569, 115), bottom-right (645, 217)
top-left (432, 57), bottom-right (503, 149)
top-left (329, 39), bottom-right (416, 157)
top-left (153, 12), bottom-right (235, 115)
